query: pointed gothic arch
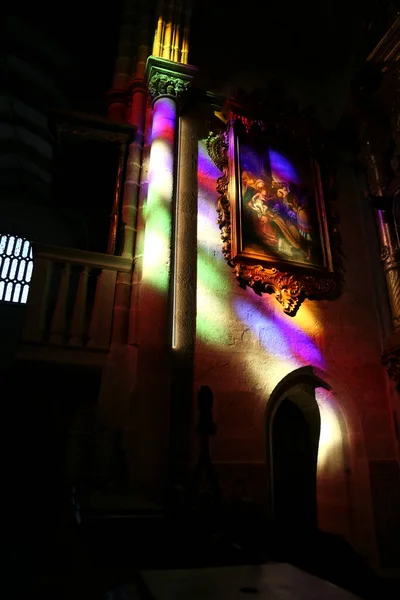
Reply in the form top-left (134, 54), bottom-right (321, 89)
top-left (265, 368), bottom-right (322, 536)
top-left (264, 366), bottom-right (356, 541)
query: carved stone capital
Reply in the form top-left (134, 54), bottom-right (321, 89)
top-left (145, 56), bottom-right (197, 108)
top-left (148, 72), bottom-right (190, 105)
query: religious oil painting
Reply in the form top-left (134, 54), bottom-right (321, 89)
top-left (231, 128), bottom-right (332, 272)
top-left (206, 117), bottom-right (337, 315)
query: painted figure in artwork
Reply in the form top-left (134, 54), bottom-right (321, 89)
top-left (242, 170), bottom-right (313, 261)
top-left (244, 175), bottom-right (279, 247)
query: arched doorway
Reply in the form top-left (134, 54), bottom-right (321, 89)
top-left (265, 367), bottom-right (377, 574)
top-left (268, 382), bottom-right (321, 541)
top-left (272, 396), bottom-right (320, 536)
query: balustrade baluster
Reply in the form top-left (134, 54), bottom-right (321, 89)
top-left (88, 269), bottom-right (117, 349)
top-left (50, 262), bottom-right (71, 344)
top-left (18, 243), bottom-right (131, 360)
top-left (70, 265), bottom-right (90, 346)
top-left (21, 257), bottom-right (53, 343)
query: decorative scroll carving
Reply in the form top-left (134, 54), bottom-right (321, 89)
top-left (206, 102), bottom-right (339, 316)
top-left (381, 244), bottom-right (400, 267)
top-left (148, 72), bottom-right (190, 105)
top-left (216, 172), bottom-right (231, 260)
top-left (382, 344), bottom-right (400, 382)
top-left (206, 131), bottom-right (228, 172)
top-left (227, 112), bottom-right (265, 133)
top-left (206, 131), bottom-right (232, 259)
top-left (381, 245), bottom-right (391, 262)
top-left (233, 264), bottom-right (337, 316)
top-left (221, 90), bottom-right (320, 142)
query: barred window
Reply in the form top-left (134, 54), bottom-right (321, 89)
top-left (0, 235), bottom-right (33, 304)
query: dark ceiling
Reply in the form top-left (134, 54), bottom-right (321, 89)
top-left (5, 0), bottom-right (397, 123)
top-left (189, 0), bottom-right (397, 126)
top-left (5, 1), bottom-right (123, 113)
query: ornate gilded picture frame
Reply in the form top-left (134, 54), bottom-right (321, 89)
top-left (207, 102), bottom-right (339, 315)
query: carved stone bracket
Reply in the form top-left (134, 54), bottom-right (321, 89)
top-left (233, 263), bottom-right (337, 316)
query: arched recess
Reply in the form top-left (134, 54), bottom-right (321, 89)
top-left (265, 366), bottom-right (356, 547)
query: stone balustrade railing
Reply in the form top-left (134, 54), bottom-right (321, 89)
top-left (20, 244), bottom-right (132, 354)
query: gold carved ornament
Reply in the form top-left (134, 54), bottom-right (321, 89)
top-left (382, 344), bottom-right (400, 383)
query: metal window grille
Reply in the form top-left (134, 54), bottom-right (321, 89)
top-left (0, 235), bottom-right (33, 304)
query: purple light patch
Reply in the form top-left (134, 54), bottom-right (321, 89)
top-left (241, 146), bottom-right (263, 175)
top-left (150, 97), bottom-right (176, 143)
top-left (269, 149), bottom-right (301, 185)
top-left (272, 311), bottom-right (325, 368)
top-left (234, 299), bottom-right (291, 359)
top-left (198, 142), bottom-right (222, 202)
top-left (235, 294), bottom-right (325, 368)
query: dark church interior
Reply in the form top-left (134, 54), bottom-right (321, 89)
top-left (1, 1), bottom-right (400, 599)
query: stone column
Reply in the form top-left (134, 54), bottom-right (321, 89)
top-left (170, 114), bottom-right (199, 491)
top-left (363, 128), bottom-right (400, 385)
top-left (357, 60), bottom-right (400, 385)
top-left (380, 87), bottom-right (400, 383)
top-left (132, 56), bottom-right (196, 502)
top-left (363, 137), bottom-right (400, 335)
top-left (360, 23), bottom-right (400, 385)
top-left (110, 7), bottom-right (150, 350)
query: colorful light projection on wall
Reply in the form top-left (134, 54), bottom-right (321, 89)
top-left (197, 140), bottom-right (344, 466)
top-left (232, 294), bottom-right (326, 397)
top-left (197, 139), bottom-right (325, 368)
top-left (316, 387), bottom-right (346, 474)
top-left (142, 97), bottom-right (176, 292)
top-left (197, 142), bottom-right (234, 344)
